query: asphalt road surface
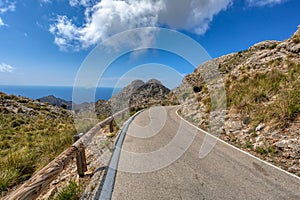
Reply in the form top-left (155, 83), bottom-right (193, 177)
top-left (111, 106), bottom-right (300, 200)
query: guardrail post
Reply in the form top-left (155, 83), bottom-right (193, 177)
top-left (109, 118), bottom-right (114, 133)
top-left (73, 133), bottom-right (87, 177)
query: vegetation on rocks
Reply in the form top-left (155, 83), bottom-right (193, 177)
top-left (175, 27), bottom-right (300, 176)
top-left (0, 93), bottom-right (76, 196)
top-left (51, 180), bottom-right (81, 200)
top-left (227, 60), bottom-right (300, 129)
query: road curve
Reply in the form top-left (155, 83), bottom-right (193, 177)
top-left (111, 106), bottom-right (300, 200)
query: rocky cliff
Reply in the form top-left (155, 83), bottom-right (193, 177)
top-left (129, 79), bottom-right (170, 108)
top-left (175, 26), bottom-right (300, 176)
top-left (108, 79), bottom-right (170, 113)
top-left (108, 80), bottom-right (145, 113)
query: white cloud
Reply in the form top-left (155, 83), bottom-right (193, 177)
top-left (0, 1), bottom-right (16, 27)
top-left (0, 63), bottom-right (14, 73)
top-left (49, 0), bottom-right (233, 51)
top-left (69, 0), bottom-right (92, 7)
top-left (0, 17), bottom-right (6, 26)
top-left (40, 0), bottom-right (52, 3)
top-left (158, 0), bottom-right (233, 35)
top-left (0, 1), bottom-right (16, 14)
top-left (246, 0), bottom-right (288, 7)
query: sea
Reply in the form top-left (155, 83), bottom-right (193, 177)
top-left (0, 85), bottom-right (121, 104)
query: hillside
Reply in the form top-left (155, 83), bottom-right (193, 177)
top-left (175, 27), bottom-right (300, 176)
top-left (108, 80), bottom-right (145, 113)
top-left (38, 95), bottom-right (73, 110)
top-left (129, 79), bottom-right (171, 108)
top-left (0, 93), bottom-right (76, 196)
top-left (108, 79), bottom-right (171, 114)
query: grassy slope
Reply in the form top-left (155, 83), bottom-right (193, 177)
top-left (226, 60), bottom-right (299, 130)
top-left (0, 93), bottom-right (76, 196)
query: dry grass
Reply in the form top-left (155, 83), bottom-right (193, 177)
top-left (0, 94), bottom-right (77, 196)
top-left (226, 60), bottom-right (300, 129)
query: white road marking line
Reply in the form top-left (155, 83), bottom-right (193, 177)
top-left (175, 108), bottom-right (300, 180)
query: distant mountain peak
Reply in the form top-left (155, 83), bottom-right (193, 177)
top-left (38, 95), bottom-right (73, 109)
top-left (131, 79), bottom-right (145, 85)
top-left (107, 78), bottom-right (170, 112)
top-left (146, 79), bottom-right (162, 85)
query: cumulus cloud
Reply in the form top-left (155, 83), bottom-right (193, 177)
top-left (0, 63), bottom-right (14, 73)
top-left (246, 0), bottom-right (288, 7)
top-left (158, 0), bottom-right (233, 35)
top-left (49, 0), bottom-right (232, 51)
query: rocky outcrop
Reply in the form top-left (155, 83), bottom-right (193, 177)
top-left (108, 79), bottom-right (171, 113)
top-left (109, 80), bottom-right (145, 112)
top-left (129, 79), bottom-right (170, 108)
top-left (0, 92), bottom-right (73, 118)
top-left (175, 26), bottom-right (300, 176)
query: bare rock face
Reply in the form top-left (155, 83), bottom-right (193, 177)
top-left (174, 26), bottom-right (300, 176)
top-left (129, 79), bottom-right (170, 107)
top-left (107, 79), bottom-right (170, 113)
top-left (146, 79), bottom-right (162, 85)
top-left (108, 80), bottom-right (145, 112)
top-left (249, 40), bottom-right (279, 51)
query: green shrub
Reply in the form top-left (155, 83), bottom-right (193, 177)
top-left (245, 141), bottom-right (253, 149)
top-left (53, 181), bottom-right (81, 200)
top-left (268, 146), bottom-right (276, 156)
top-left (256, 147), bottom-right (267, 155)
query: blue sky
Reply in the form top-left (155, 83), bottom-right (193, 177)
top-left (0, 0), bottom-right (299, 88)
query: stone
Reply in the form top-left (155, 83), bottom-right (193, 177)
top-left (289, 165), bottom-right (300, 171)
top-left (255, 123), bottom-right (265, 132)
top-left (254, 141), bottom-right (264, 150)
top-left (274, 141), bottom-right (285, 149)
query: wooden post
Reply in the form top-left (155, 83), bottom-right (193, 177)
top-left (81, 148), bottom-right (87, 172)
top-left (73, 133), bottom-right (87, 177)
top-left (109, 118), bottom-right (114, 133)
top-left (73, 133), bottom-right (82, 142)
top-left (75, 147), bottom-right (87, 177)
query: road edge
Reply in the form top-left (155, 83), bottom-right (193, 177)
top-left (96, 110), bottom-right (144, 200)
top-left (175, 108), bottom-right (300, 181)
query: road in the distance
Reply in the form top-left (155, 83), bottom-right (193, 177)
top-left (111, 106), bottom-right (300, 199)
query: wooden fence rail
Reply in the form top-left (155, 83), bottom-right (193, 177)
top-left (5, 108), bottom-right (129, 200)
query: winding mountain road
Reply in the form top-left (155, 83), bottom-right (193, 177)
top-left (110, 106), bottom-right (300, 199)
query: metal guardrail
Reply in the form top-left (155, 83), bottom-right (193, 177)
top-left (97, 110), bottom-right (143, 200)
